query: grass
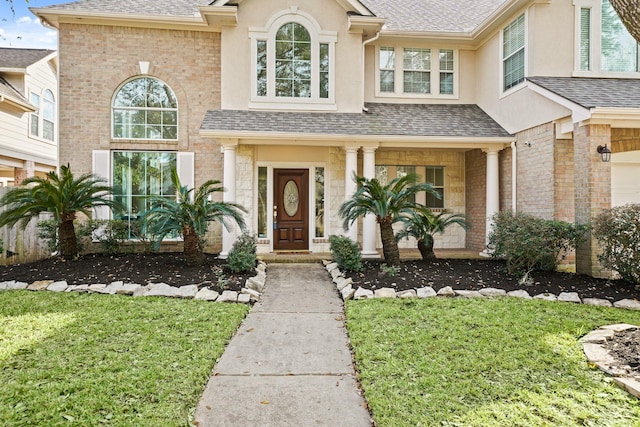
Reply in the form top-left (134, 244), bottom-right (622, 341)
top-left (346, 298), bottom-right (640, 427)
top-left (0, 291), bottom-right (249, 427)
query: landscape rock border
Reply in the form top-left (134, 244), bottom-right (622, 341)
top-left (323, 260), bottom-right (640, 310)
top-left (0, 261), bottom-right (268, 304)
top-left (581, 324), bottom-right (640, 400)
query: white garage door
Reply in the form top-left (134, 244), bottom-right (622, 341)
top-left (611, 151), bottom-right (640, 206)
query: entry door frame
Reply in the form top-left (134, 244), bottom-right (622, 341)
top-left (256, 162), bottom-right (327, 253)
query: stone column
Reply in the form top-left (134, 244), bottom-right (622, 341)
top-left (14, 161), bottom-right (36, 186)
top-left (361, 145), bottom-right (380, 258)
top-left (483, 148), bottom-right (500, 253)
top-left (344, 145), bottom-right (359, 241)
top-left (219, 141), bottom-right (238, 259)
top-left (574, 123), bottom-right (611, 277)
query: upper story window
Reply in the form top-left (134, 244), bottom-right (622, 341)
top-left (502, 14), bottom-right (526, 91)
top-left (250, 9), bottom-right (337, 109)
top-left (377, 46), bottom-right (457, 97)
top-left (112, 77), bottom-right (177, 140)
top-left (29, 89), bottom-right (55, 142)
top-left (577, 0), bottom-right (639, 74)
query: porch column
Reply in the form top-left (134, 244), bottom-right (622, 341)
top-left (14, 160), bottom-right (35, 186)
top-left (362, 145), bottom-right (379, 258)
top-left (483, 148), bottom-right (500, 253)
top-left (219, 141), bottom-right (238, 259)
top-left (344, 145), bottom-right (359, 241)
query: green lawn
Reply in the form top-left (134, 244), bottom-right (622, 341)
top-left (0, 291), bottom-right (249, 427)
top-left (346, 298), bottom-right (640, 427)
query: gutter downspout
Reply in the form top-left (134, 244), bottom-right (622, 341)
top-left (511, 141), bottom-right (517, 211)
top-left (362, 31), bottom-right (380, 112)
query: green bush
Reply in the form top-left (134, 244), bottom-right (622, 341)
top-left (593, 203), bottom-right (640, 284)
top-left (37, 219), bottom-right (59, 253)
top-left (329, 234), bottom-right (363, 272)
top-left (92, 219), bottom-right (129, 255)
top-left (488, 211), bottom-right (587, 277)
top-left (227, 232), bottom-right (257, 273)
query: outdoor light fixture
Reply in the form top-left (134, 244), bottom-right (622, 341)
top-left (597, 145), bottom-right (611, 163)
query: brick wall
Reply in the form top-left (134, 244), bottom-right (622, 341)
top-left (465, 149), bottom-right (486, 251)
top-left (554, 138), bottom-right (575, 223)
top-left (573, 123), bottom-right (611, 277)
top-left (611, 128), bottom-right (640, 152)
top-left (499, 146), bottom-right (512, 211)
top-left (58, 23), bottom-right (223, 249)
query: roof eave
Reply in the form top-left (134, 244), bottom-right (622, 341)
top-left (347, 16), bottom-right (385, 37)
top-left (526, 79), bottom-right (592, 123)
top-left (0, 67), bottom-right (27, 74)
top-left (589, 108), bottom-right (640, 129)
top-left (0, 95), bottom-right (36, 112)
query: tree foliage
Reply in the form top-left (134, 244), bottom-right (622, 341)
top-left (609, 0), bottom-right (640, 43)
top-left (0, 164), bottom-right (117, 259)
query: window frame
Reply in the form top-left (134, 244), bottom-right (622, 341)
top-left (111, 76), bottom-right (179, 141)
top-left (42, 89), bottom-right (55, 142)
top-left (573, 0), bottom-right (640, 77)
top-left (501, 13), bottom-right (527, 94)
top-left (249, 10), bottom-right (337, 110)
top-left (375, 44), bottom-right (458, 99)
top-left (29, 92), bottom-right (40, 137)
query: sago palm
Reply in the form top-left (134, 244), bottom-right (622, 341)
top-left (141, 169), bottom-right (246, 266)
top-left (0, 164), bottom-right (117, 259)
top-left (339, 173), bottom-right (439, 266)
top-left (397, 208), bottom-right (470, 261)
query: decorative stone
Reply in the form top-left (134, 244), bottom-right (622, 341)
top-left (330, 268), bottom-right (343, 280)
top-left (67, 284), bottom-right (90, 293)
top-left (455, 290), bottom-right (484, 298)
top-left (132, 285), bottom-right (149, 297)
top-left (325, 262), bottom-right (339, 272)
top-left (0, 280), bottom-right (28, 291)
top-left (237, 293), bottom-right (251, 304)
top-left (416, 287), bottom-right (437, 298)
top-left (88, 284), bottom-right (107, 293)
top-left (321, 260), bottom-right (332, 267)
top-left (601, 324), bottom-right (638, 332)
top-left (507, 289), bottom-right (532, 299)
top-left (436, 286), bottom-right (455, 297)
top-left (146, 283), bottom-right (177, 297)
top-left (116, 283), bottom-right (142, 295)
top-left (241, 287), bottom-right (261, 300)
top-left (195, 288), bottom-right (220, 301)
top-left (174, 285), bottom-right (198, 299)
top-left (218, 290), bottom-right (238, 303)
top-left (28, 280), bottom-right (54, 291)
top-left (558, 292), bottom-right (581, 303)
top-left (479, 288), bottom-right (507, 297)
top-left (340, 284), bottom-right (355, 300)
top-left (353, 287), bottom-right (374, 300)
top-left (334, 277), bottom-right (353, 291)
top-left (256, 262), bottom-right (267, 273)
top-left (583, 298), bottom-right (613, 307)
top-left (581, 329), bottom-right (615, 344)
top-left (533, 293), bottom-right (557, 301)
top-left (47, 281), bottom-right (68, 292)
top-left (397, 289), bottom-right (417, 299)
top-left (582, 342), bottom-right (613, 364)
top-left (614, 377), bottom-right (640, 399)
top-left (614, 299), bottom-right (640, 310)
top-left (374, 288), bottom-right (397, 299)
top-left (246, 276), bottom-right (266, 293)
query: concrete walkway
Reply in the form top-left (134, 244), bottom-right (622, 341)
top-left (194, 263), bottom-right (372, 427)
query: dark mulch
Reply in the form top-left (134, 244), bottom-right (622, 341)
top-left (0, 253), bottom-right (253, 292)
top-left (345, 258), bottom-right (640, 302)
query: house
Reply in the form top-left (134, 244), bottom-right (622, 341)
top-left (32, 0), bottom-right (640, 278)
top-left (0, 48), bottom-right (58, 186)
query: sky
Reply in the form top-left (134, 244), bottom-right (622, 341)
top-left (1, 0), bottom-right (62, 49)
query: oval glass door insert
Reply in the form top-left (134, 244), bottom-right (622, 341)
top-left (283, 180), bottom-right (299, 217)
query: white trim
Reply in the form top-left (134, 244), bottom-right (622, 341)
top-left (526, 80), bottom-right (591, 122)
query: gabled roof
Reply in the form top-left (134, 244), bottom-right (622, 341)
top-left (527, 76), bottom-right (640, 110)
top-left (32, 0), bottom-right (210, 17)
top-left (359, 0), bottom-right (510, 33)
top-left (0, 76), bottom-right (35, 111)
top-left (0, 48), bottom-right (55, 70)
top-left (201, 103), bottom-right (512, 142)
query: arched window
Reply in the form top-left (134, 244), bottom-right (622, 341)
top-left (112, 77), bottom-right (177, 140)
top-left (251, 10), bottom-right (336, 108)
top-left (42, 89), bottom-right (55, 141)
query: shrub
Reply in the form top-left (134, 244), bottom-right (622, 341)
top-left (488, 211), bottom-right (587, 278)
top-left (593, 204), bottom-right (640, 284)
top-left (92, 219), bottom-right (129, 255)
top-left (37, 219), bottom-right (59, 254)
top-left (329, 234), bottom-right (363, 272)
top-left (227, 232), bottom-right (257, 273)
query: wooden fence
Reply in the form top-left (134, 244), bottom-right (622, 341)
top-left (0, 188), bottom-right (51, 265)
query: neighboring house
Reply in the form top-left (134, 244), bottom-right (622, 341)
top-left (32, 0), bottom-right (640, 278)
top-left (0, 48), bottom-right (58, 186)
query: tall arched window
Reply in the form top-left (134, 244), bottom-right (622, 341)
top-left (112, 77), bottom-right (177, 140)
top-left (42, 89), bottom-right (55, 141)
top-left (275, 23), bottom-right (312, 97)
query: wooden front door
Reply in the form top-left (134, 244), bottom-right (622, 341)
top-left (274, 169), bottom-right (309, 251)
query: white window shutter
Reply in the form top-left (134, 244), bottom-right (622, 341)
top-left (177, 152), bottom-right (195, 190)
top-left (92, 150), bottom-right (111, 220)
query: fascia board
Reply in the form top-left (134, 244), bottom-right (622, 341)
top-left (526, 80), bottom-right (592, 123)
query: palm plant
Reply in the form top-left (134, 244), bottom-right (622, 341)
top-left (141, 169), bottom-right (246, 266)
top-left (0, 164), bottom-right (117, 259)
top-left (339, 173), bottom-right (439, 266)
top-left (397, 208), bottom-right (470, 261)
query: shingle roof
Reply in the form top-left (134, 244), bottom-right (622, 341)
top-left (527, 76), bottom-right (640, 109)
top-left (33, 0), bottom-right (210, 17)
top-left (360, 0), bottom-right (510, 32)
top-left (201, 103), bottom-right (512, 138)
top-left (0, 48), bottom-right (55, 69)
